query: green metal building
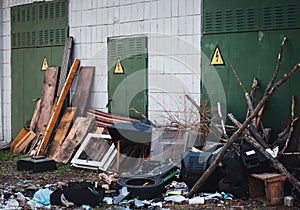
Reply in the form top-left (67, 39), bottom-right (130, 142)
top-left (201, 0), bottom-right (300, 139)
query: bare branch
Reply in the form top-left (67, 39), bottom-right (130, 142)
top-left (187, 61), bottom-right (300, 198)
top-left (264, 37), bottom-right (287, 94)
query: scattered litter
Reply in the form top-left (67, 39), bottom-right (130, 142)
top-left (188, 196), bottom-right (205, 205)
top-left (114, 206), bottom-right (131, 210)
top-left (166, 181), bottom-right (188, 189)
top-left (165, 189), bottom-right (184, 196)
top-left (103, 197), bottom-right (113, 205)
top-left (151, 201), bottom-right (163, 208)
top-left (33, 188), bottom-right (53, 205)
top-left (14, 192), bottom-right (26, 202)
top-left (266, 146), bottom-right (279, 158)
top-left (6, 196), bottom-right (20, 209)
top-left (60, 193), bottom-right (74, 207)
top-left (98, 173), bottom-right (118, 185)
top-left (203, 192), bottom-right (223, 201)
top-left (82, 204), bottom-right (91, 210)
top-left (164, 195), bottom-right (187, 203)
top-left (134, 198), bottom-right (145, 208)
top-left (114, 187), bottom-right (130, 204)
top-left (26, 199), bottom-right (45, 209)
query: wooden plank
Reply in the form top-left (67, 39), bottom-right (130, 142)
top-left (88, 109), bottom-right (138, 122)
top-left (71, 66), bottom-right (95, 116)
top-left (36, 67), bottom-right (59, 133)
top-left (47, 107), bottom-right (77, 159)
top-left (10, 128), bottom-right (30, 151)
top-left (54, 117), bottom-right (92, 163)
top-left (35, 59), bottom-right (80, 156)
top-left (13, 130), bottom-right (36, 153)
top-left (56, 37), bottom-right (73, 101)
top-left (29, 98), bottom-right (41, 131)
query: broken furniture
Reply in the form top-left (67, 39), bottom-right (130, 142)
top-left (108, 121), bottom-right (152, 172)
top-left (249, 173), bottom-right (285, 205)
top-left (71, 133), bottom-right (117, 171)
top-left (17, 156), bottom-right (56, 173)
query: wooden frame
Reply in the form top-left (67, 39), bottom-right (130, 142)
top-left (71, 133), bottom-right (117, 171)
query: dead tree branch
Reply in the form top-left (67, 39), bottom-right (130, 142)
top-left (228, 113), bottom-right (300, 194)
top-left (264, 37), bottom-right (287, 95)
top-left (231, 65), bottom-right (247, 94)
top-left (279, 117), bottom-right (299, 156)
top-left (187, 61), bottom-right (300, 198)
top-left (245, 134), bottom-right (300, 193)
top-left (250, 78), bottom-right (258, 105)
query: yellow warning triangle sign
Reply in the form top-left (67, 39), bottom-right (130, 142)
top-left (41, 56), bottom-right (48, 71)
top-left (114, 58), bottom-right (124, 74)
top-left (210, 45), bottom-right (225, 65)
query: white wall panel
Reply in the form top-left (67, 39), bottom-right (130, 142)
top-left (143, 2), bottom-right (151, 20)
top-left (70, 0), bottom-right (202, 125)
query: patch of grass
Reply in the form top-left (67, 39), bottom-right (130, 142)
top-left (0, 150), bottom-right (28, 162)
top-left (55, 162), bottom-right (73, 174)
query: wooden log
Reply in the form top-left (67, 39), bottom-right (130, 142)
top-left (35, 59), bottom-right (80, 156)
top-left (36, 67), bottom-right (59, 133)
top-left (53, 117), bottom-right (92, 164)
top-left (248, 123), bottom-right (268, 149)
top-left (71, 66), bottom-right (95, 116)
top-left (47, 107), bottom-right (77, 158)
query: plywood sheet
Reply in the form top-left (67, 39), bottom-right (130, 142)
top-left (72, 66), bottom-right (95, 116)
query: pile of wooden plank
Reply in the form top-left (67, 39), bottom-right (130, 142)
top-left (10, 37), bottom-right (96, 164)
top-left (10, 37), bottom-right (144, 170)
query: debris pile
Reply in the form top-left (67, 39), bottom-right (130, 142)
top-left (2, 37), bottom-right (300, 209)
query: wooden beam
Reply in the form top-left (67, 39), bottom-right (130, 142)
top-left (53, 117), bottom-right (93, 163)
top-left (35, 59), bottom-right (80, 156)
top-left (47, 107), bottom-right (77, 158)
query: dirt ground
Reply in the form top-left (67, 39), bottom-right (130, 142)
top-left (0, 150), bottom-right (299, 210)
